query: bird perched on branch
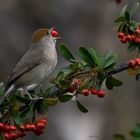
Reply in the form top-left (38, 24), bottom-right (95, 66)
top-left (1, 27), bottom-right (60, 103)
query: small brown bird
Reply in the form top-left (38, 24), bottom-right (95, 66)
top-left (1, 27), bottom-right (60, 103)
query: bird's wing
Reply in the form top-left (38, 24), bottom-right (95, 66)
top-left (5, 47), bottom-right (44, 90)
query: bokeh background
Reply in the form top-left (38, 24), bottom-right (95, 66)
top-left (0, 0), bottom-right (140, 140)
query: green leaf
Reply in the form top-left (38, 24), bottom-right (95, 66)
top-left (88, 48), bottom-right (102, 68)
top-left (130, 21), bottom-right (139, 31)
top-left (15, 95), bottom-right (30, 104)
top-left (105, 77), bottom-right (114, 90)
top-left (40, 101), bottom-right (48, 113)
top-left (114, 16), bottom-right (128, 23)
top-left (125, 12), bottom-right (130, 21)
top-left (59, 79), bottom-right (71, 89)
top-left (135, 73), bottom-right (140, 80)
top-left (58, 94), bottom-right (73, 102)
top-left (46, 98), bottom-right (58, 106)
top-left (117, 23), bottom-right (126, 32)
top-left (79, 47), bottom-right (95, 67)
top-left (19, 105), bottom-right (32, 117)
top-left (130, 1), bottom-right (139, 18)
top-left (103, 52), bottom-right (117, 70)
top-left (55, 71), bottom-right (65, 82)
top-left (130, 129), bottom-right (140, 137)
top-left (59, 44), bottom-right (75, 62)
top-left (113, 134), bottom-right (126, 140)
top-left (127, 42), bottom-right (137, 52)
top-left (12, 112), bottom-right (26, 125)
top-left (60, 64), bottom-right (79, 75)
top-left (77, 100), bottom-right (88, 113)
top-left (120, 4), bottom-right (128, 16)
top-left (105, 76), bottom-right (123, 90)
top-left (111, 76), bottom-right (123, 86)
top-left (136, 123), bottom-right (140, 129)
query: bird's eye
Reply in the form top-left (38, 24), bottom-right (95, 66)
top-left (51, 30), bottom-right (59, 37)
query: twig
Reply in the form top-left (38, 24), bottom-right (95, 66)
top-left (106, 63), bottom-right (129, 76)
top-left (0, 62), bottom-right (130, 120)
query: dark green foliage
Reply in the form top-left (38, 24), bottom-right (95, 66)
top-left (127, 42), bottom-right (138, 52)
top-left (135, 73), bottom-right (140, 80)
top-left (103, 52), bottom-right (117, 71)
top-left (76, 100), bottom-right (88, 113)
top-left (114, 1), bottom-right (140, 33)
top-left (79, 47), bottom-right (96, 67)
top-left (105, 76), bottom-right (123, 90)
top-left (59, 43), bottom-right (75, 62)
top-left (58, 94), bottom-right (73, 102)
top-left (113, 134), bottom-right (126, 140)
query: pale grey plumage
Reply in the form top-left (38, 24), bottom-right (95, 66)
top-left (1, 28), bottom-right (58, 103)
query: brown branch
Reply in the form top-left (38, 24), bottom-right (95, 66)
top-left (106, 63), bottom-right (129, 76)
top-left (0, 62), bottom-right (131, 121)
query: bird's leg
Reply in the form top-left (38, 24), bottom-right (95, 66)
top-left (23, 88), bottom-right (43, 101)
top-left (23, 88), bottom-right (33, 100)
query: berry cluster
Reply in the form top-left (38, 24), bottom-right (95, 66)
top-left (118, 28), bottom-right (140, 44)
top-left (128, 58), bottom-right (140, 68)
top-left (82, 89), bottom-right (106, 98)
top-left (67, 79), bottom-right (81, 93)
top-left (0, 118), bottom-right (47, 140)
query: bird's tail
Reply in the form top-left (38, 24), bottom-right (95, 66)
top-left (0, 84), bottom-right (16, 104)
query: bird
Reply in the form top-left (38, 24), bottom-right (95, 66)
top-left (1, 27), bottom-right (60, 103)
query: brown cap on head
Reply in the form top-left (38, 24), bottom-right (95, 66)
top-left (32, 28), bottom-right (49, 43)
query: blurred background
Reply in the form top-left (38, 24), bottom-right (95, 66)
top-left (0, 0), bottom-right (140, 140)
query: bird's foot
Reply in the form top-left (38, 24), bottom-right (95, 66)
top-left (23, 88), bottom-right (43, 102)
top-left (30, 96), bottom-right (43, 101)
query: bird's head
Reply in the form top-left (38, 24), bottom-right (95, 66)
top-left (31, 27), bottom-right (60, 44)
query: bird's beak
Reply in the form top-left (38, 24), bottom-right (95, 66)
top-left (56, 37), bottom-right (61, 40)
top-left (49, 26), bottom-right (55, 34)
top-left (49, 26), bottom-right (61, 39)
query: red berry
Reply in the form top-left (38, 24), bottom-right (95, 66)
top-left (120, 36), bottom-right (127, 43)
top-left (20, 125), bottom-right (26, 131)
top-left (74, 79), bottom-right (81, 86)
top-left (25, 124), bottom-right (32, 131)
top-left (131, 35), bottom-right (136, 42)
top-left (82, 89), bottom-right (90, 96)
top-left (136, 58), bottom-right (140, 66)
top-left (0, 122), bottom-right (4, 130)
top-left (51, 30), bottom-right (59, 37)
top-left (135, 38), bottom-right (140, 44)
top-left (118, 32), bottom-right (124, 39)
top-left (135, 28), bottom-right (140, 35)
top-left (38, 119), bottom-right (47, 124)
top-left (9, 125), bottom-right (16, 131)
top-left (10, 133), bottom-right (17, 140)
top-left (17, 131), bottom-right (26, 138)
top-left (36, 122), bottom-right (45, 130)
top-left (34, 129), bottom-right (44, 136)
top-left (97, 90), bottom-right (105, 98)
top-left (67, 86), bottom-right (75, 93)
top-left (3, 133), bottom-right (10, 140)
top-left (90, 88), bottom-right (97, 95)
top-left (137, 38), bottom-right (140, 44)
top-left (126, 35), bottom-right (132, 41)
top-left (4, 125), bottom-right (10, 131)
top-left (30, 124), bottom-right (36, 131)
top-left (128, 60), bottom-right (136, 67)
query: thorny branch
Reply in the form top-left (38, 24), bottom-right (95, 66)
top-left (0, 62), bottom-right (130, 120)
